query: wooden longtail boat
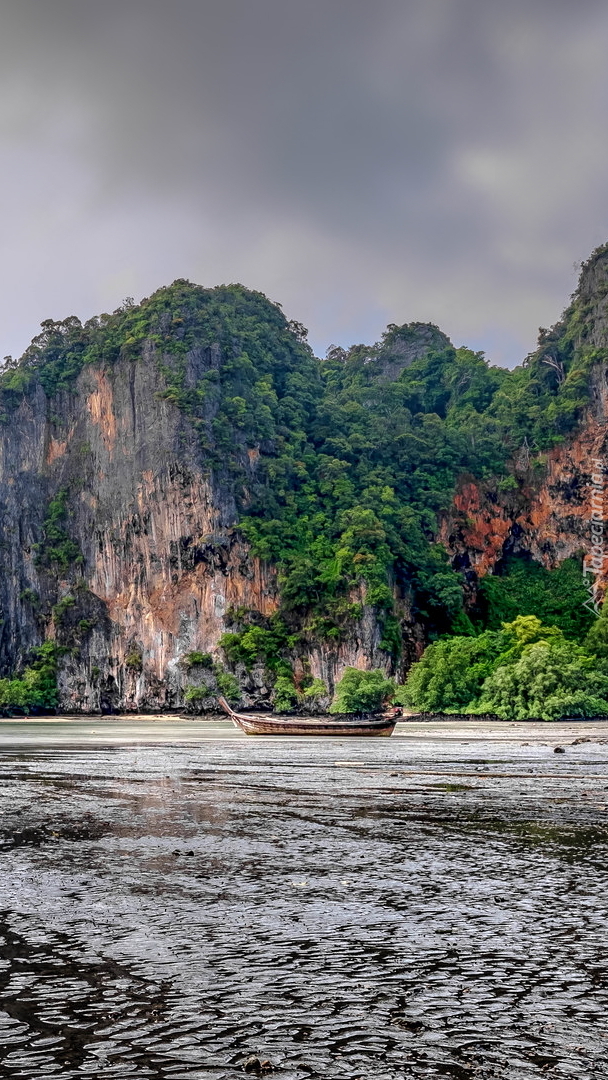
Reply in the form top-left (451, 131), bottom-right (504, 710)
top-left (218, 697), bottom-right (397, 736)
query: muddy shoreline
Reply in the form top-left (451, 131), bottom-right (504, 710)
top-left (1, 720), bottom-right (608, 1078)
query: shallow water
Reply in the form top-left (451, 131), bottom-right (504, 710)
top-left (1, 718), bottom-right (608, 1078)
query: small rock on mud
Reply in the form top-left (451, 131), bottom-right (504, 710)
top-left (243, 1055), bottom-right (273, 1074)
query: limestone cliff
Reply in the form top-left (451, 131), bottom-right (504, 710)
top-left (0, 351), bottom-right (275, 710)
top-left (0, 248), bottom-right (607, 712)
top-left (0, 295), bottom-right (404, 711)
top-left (440, 246), bottom-right (608, 603)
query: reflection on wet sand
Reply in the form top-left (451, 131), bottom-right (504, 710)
top-left (0, 718), bottom-right (608, 1078)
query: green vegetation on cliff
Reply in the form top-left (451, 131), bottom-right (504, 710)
top-left (474, 555), bottom-right (594, 641)
top-left (34, 489), bottom-right (83, 572)
top-left (1, 245), bottom-right (607, 707)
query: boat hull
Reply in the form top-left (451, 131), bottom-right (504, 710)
top-left (217, 698), bottom-right (396, 737)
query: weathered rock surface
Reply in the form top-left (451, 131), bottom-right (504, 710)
top-left (440, 253), bottom-right (608, 597)
top-left (0, 344), bottom-right (404, 711)
top-left (1, 249), bottom-right (608, 712)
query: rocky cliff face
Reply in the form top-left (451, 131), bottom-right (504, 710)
top-left (0, 342), bottom-right (402, 711)
top-left (1, 248), bottom-right (608, 712)
top-left (0, 349), bottom-right (280, 710)
top-left (440, 249), bottom-right (608, 602)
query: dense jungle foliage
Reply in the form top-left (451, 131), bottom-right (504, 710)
top-left (400, 613), bottom-right (608, 721)
top-left (0, 643), bottom-right (63, 713)
top-left (0, 246), bottom-right (607, 715)
top-left (329, 668), bottom-right (395, 715)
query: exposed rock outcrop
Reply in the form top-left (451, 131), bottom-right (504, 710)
top-left (0, 342), bottom-right (411, 710)
top-left (441, 247), bottom-right (608, 597)
top-left (0, 351), bottom-right (280, 710)
top-left (1, 248), bottom-right (608, 712)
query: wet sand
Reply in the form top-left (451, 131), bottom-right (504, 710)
top-left (1, 718), bottom-right (608, 1078)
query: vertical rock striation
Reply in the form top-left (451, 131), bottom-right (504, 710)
top-left (441, 245), bottom-right (608, 595)
top-left (0, 350), bottom-right (280, 710)
top-left (1, 246), bottom-right (608, 711)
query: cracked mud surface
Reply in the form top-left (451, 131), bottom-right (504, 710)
top-left (0, 718), bottom-right (608, 1078)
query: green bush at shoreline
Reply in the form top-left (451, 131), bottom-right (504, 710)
top-left (398, 614), bottom-right (608, 721)
top-left (0, 643), bottom-right (63, 715)
top-left (330, 668), bottom-right (395, 715)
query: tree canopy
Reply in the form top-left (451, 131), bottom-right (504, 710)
top-left (400, 616), bottom-right (608, 721)
top-left (330, 668), bottom-right (395, 715)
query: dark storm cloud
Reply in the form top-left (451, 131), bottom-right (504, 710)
top-left (1, 0), bottom-right (608, 364)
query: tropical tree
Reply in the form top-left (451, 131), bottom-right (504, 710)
top-left (330, 668), bottom-right (394, 714)
top-left (469, 641), bottom-right (608, 721)
top-left (399, 615), bottom-right (563, 713)
top-left (397, 631), bottom-right (504, 712)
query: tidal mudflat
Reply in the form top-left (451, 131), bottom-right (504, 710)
top-left (1, 718), bottom-right (608, 1079)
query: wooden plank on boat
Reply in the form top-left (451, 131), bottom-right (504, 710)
top-left (217, 697), bottom-right (396, 737)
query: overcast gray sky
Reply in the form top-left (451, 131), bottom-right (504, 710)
top-left (1, 0), bottom-right (608, 366)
